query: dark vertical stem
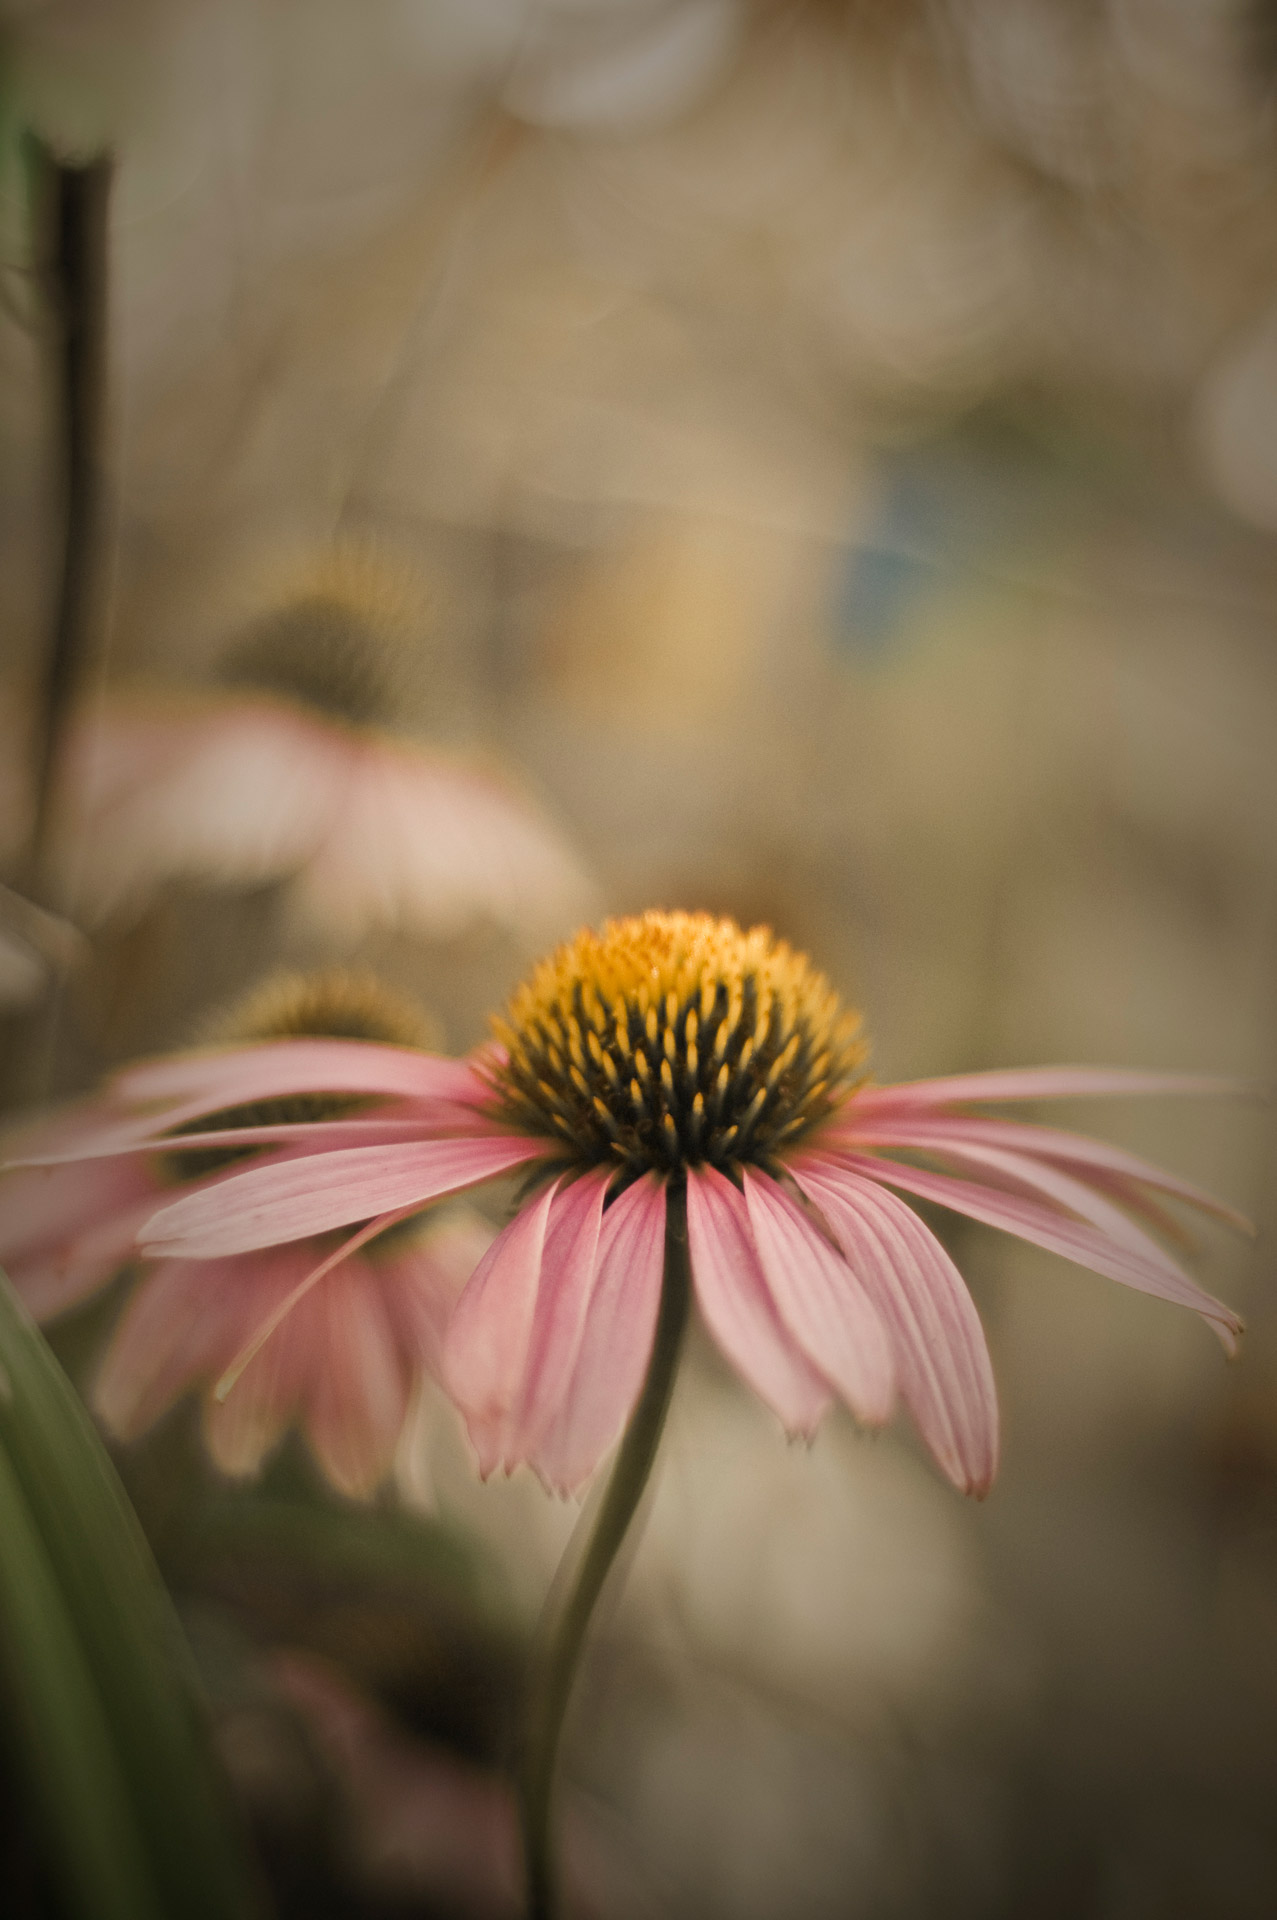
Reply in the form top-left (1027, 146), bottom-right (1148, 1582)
top-left (519, 1181), bottom-right (692, 1920)
top-left (29, 141), bottom-right (112, 873)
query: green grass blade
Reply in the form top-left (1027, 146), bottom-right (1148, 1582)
top-left (0, 1438), bottom-right (164, 1920)
top-left (0, 1267), bottom-right (262, 1920)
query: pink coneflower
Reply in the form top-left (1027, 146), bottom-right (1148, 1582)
top-left (49, 561), bottom-right (597, 944)
top-left (6, 911), bottom-right (1247, 1920)
top-left (0, 972), bottom-right (492, 1497)
top-left (63, 909), bottom-right (1245, 1501)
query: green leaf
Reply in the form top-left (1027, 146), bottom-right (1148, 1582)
top-left (0, 1267), bottom-right (262, 1920)
top-left (0, 1441), bottom-right (163, 1920)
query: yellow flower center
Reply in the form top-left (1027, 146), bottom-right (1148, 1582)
top-left (490, 911), bottom-right (866, 1177)
top-left (218, 593), bottom-right (397, 726)
top-left (216, 545), bottom-right (434, 729)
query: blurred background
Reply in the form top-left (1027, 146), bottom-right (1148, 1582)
top-left (1, 1), bottom-right (1276, 1914)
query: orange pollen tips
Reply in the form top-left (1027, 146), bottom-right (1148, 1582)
top-left (489, 911), bottom-right (867, 1176)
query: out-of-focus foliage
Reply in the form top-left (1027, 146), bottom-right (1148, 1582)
top-left (0, 1267), bottom-right (260, 1920)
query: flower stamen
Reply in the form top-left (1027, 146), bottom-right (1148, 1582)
top-left (490, 911), bottom-right (867, 1177)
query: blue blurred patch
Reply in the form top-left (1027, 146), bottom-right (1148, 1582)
top-left (835, 536), bottom-right (942, 659)
top-left (831, 419), bottom-right (1069, 663)
top-left (833, 466), bottom-right (949, 660)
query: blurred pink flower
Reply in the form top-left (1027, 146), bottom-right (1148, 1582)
top-left (19, 912), bottom-right (1245, 1501)
top-left (51, 683), bottom-right (598, 944)
top-left (268, 1650), bottom-right (623, 1919)
top-left (95, 1210), bottom-right (491, 1499)
top-left (0, 982), bottom-right (494, 1497)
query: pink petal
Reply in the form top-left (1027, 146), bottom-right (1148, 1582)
top-left (830, 1113), bottom-right (1253, 1234)
top-left (1, 1095), bottom-right (135, 1162)
top-left (383, 1213), bottom-right (496, 1376)
top-left (1054, 1169), bottom-right (1197, 1248)
top-left (813, 1150), bottom-right (1243, 1353)
top-left (857, 1133), bottom-right (1211, 1276)
top-left (93, 1254), bottom-right (280, 1441)
top-left (790, 1156), bottom-right (998, 1495)
top-left (296, 1262), bottom-right (411, 1499)
top-left (18, 1191), bottom-right (161, 1321)
top-left (832, 1131), bottom-right (1237, 1338)
top-left (10, 1113), bottom-right (461, 1168)
top-left (443, 1183), bottom-right (559, 1475)
top-left (202, 1325), bottom-right (302, 1481)
top-left (685, 1165), bottom-right (832, 1437)
top-left (845, 1066), bottom-right (1246, 1113)
top-left (212, 1203), bottom-right (430, 1400)
top-left (0, 1156), bottom-right (156, 1265)
top-left (533, 1174), bottom-right (667, 1495)
top-left (139, 1133), bottom-right (551, 1258)
top-left (60, 700), bottom-right (344, 920)
top-left (502, 1170), bottom-right (610, 1464)
top-left (0, 1157), bottom-right (164, 1320)
top-left (742, 1169), bottom-right (895, 1426)
top-left (113, 1039), bottom-right (490, 1113)
top-left (291, 742), bottom-right (597, 944)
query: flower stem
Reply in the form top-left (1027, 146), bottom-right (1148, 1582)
top-left (519, 1180), bottom-right (691, 1920)
top-left (30, 140), bottom-right (113, 871)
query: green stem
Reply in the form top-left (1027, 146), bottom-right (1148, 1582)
top-left (28, 147), bottom-right (110, 864)
top-left (5, 142), bottom-right (113, 1109)
top-left (519, 1180), bottom-right (691, 1920)
top-left (29, 141), bottom-right (112, 867)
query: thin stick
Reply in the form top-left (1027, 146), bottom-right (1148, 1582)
top-left (518, 1181), bottom-right (692, 1920)
top-left (29, 141), bottom-right (112, 870)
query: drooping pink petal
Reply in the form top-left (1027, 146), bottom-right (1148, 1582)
top-left (0, 1156), bottom-right (155, 1266)
top-left (291, 741), bottom-right (598, 945)
top-left (534, 1174), bottom-right (667, 1495)
top-left (1052, 1169), bottom-right (1197, 1249)
top-left (837, 1132), bottom-right (1239, 1339)
top-left (296, 1262), bottom-right (411, 1499)
top-left (0, 1156), bottom-right (163, 1320)
top-left (742, 1169), bottom-right (895, 1426)
top-left (1, 1094), bottom-right (133, 1164)
top-left (93, 1254), bottom-right (275, 1441)
top-left (384, 1213), bottom-right (496, 1376)
top-left (202, 1309), bottom-right (303, 1481)
top-left (685, 1165), bottom-right (832, 1436)
top-left (213, 1203), bottom-right (431, 1400)
top-left (17, 1191), bottom-right (162, 1321)
top-left (812, 1149), bottom-right (1243, 1353)
top-left (113, 1038), bottom-right (490, 1114)
top-left (58, 699), bottom-right (345, 921)
top-left (790, 1155), bottom-right (998, 1495)
top-left (442, 1182), bottom-right (560, 1475)
top-left (846, 1133), bottom-right (1224, 1300)
top-left (140, 1133), bottom-right (552, 1258)
top-left (9, 1113), bottom-right (465, 1169)
top-left (844, 1066), bottom-right (1246, 1114)
top-left (501, 1170), bottom-right (610, 1463)
top-left (829, 1113), bottom-right (1254, 1234)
